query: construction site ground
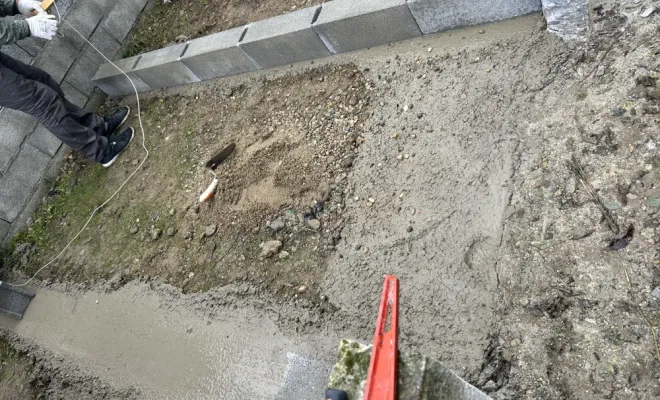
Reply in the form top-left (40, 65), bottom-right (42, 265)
top-left (2, 1), bottom-right (660, 399)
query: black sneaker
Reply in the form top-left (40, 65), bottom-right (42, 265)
top-left (101, 127), bottom-right (135, 168)
top-left (103, 106), bottom-right (131, 137)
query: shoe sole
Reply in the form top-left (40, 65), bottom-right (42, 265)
top-left (102, 127), bottom-right (135, 168)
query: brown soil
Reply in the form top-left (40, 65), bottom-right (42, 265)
top-left (7, 65), bottom-right (368, 296)
top-left (0, 340), bottom-right (35, 400)
top-left (124, 0), bottom-right (323, 57)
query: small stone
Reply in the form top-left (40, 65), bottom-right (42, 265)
top-left (260, 240), bottom-right (283, 258)
top-left (129, 225), bottom-right (139, 234)
top-left (349, 95), bottom-right (359, 106)
top-left (368, 198), bottom-right (376, 203)
top-left (629, 373), bottom-right (639, 386)
top-left (427, 47), bottom-right (432, 52)
top-left (404, 154), bottom-right (410, 159)
top-left (298, 285), bottom-right (308, 293)
top-left (406, 226), bottom-right (413, 233)
top-left (188, 272), bottom-right (195, 278)
top-left (166, 227), bottom-right (176, 237)
top-left (482, 380), bottom-right (497, 392)
top-left (397, 154), bottom-right (403, 161)
top-left (627, 193), bottom-right (638, 201)
top-left (151, 229), bottom-right (162, 240)
top-left (95, 300), bottom-right (99, 304)
top-left (403, 104), bottom-right (410, 112)
top-left (278, 251), bottom-right (290, 260)
top-left (341, 157), bottom-right (355, 168)
top-left (168, 208), bottom-right (176, 216)
top-left (652, 287), bottom-right (660, 299)
top-left (131, 159), bottom-right (139, 166)
top-left (478, 29), bottom-right (486, 34)
top-left (307, 219), bottom-right (321, 231)
top-left (355, 244), bottom-right (362, 251)
top-left (320, 294), bottom-right (328, 301)
top-left (270, 218), bottom-right (286, 232)
top-left (183, 231), bottom-right (193, 240)
top-left (205, 224), bottom-right (217, 237)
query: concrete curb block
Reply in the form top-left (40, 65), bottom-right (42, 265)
top-left (92, 56), bottom-right (151, 97)
top-left (239, 6), bottom-right (329, 69)
top-left (407, 0), bottom-right (542, 35)
top-left (181, 26), bottom-right (258, 81)
top-left (92, 0), bottom-right (543, 96)
top-left (132, 44), bottom-right (201, 89)
top-left (313, 0), bottom-right (421, 54)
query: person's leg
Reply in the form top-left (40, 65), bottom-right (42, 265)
top-left (0, 52), bottom-right (108, 161)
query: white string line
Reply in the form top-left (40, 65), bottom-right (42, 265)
top-left (5, 3), bottom-right (149, 287)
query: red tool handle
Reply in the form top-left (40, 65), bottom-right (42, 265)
top-left (364, 275), bottom-right (399, 400)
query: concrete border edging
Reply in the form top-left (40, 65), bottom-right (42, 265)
top-left (92, 0), bottom-right (543, 96)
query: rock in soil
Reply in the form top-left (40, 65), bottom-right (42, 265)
top-left (278, 250), bottom-right (290, 260)
top-left (307, 219), bottom-right (321, 231)
top-left (260, 240), bottom-right (283, 258)
top-left (151, 229), bottom-right (162, 241)
top-left (129, 225), bottom-right (139, 234)
top-left (269, 218), bottom-right (286, 232)
top-left (166, 227), bottom-right (176, 237)
top-left (204, 224), bottom-right (217, 237)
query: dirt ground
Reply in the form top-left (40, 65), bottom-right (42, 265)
top-left (123, 0), bottom-right (323, 57)
top-left (2, 1), bottom-right (660, 399)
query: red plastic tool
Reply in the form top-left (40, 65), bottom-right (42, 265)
top-left (363, 275), bottom-right (399, 400)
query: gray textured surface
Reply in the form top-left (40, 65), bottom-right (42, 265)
top-left (61, 81), bottom-right (89, 108)
top-left (133, 44), bottom-right (200, 89)
top-left (274, 353), bottom-right (332, 400)
top-left (0, 282), bottom-right (35, 320)
top-left (2, 44), bottom-right (33, 65)
top-left (313, 0), bottom-right (421, 54)
top-left (27, 125), bottom-right (62, 157)
top-left (0, 219), bottom-right (9, 244)
top-left (93, 56), bottom-right (150, 96)
top-left (65, 53), bottom-right (100, 96)
top-left (32, 39), bottom-right (78, 83)
top-left (57, 0), bottom-right (105, 50)
top-left (407, 0), bottom-right (542, 34)
top-left (239, 6), bottom-right (329, 69)
top-left (181, 26), bottom-right (258, 80)
top-left (0, 109), bottom-right (39, 173)
top-left (86, 27), bottom-right (122, 66)
top-left (0, 144), bottom-right (50, 222)
top-left (102, 0), bottom-right (145, 43)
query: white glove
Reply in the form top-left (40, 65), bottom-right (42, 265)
top-left (17, 0), bottom-right (45, 16)
top-left (26, 14), bottom-right (58, 40)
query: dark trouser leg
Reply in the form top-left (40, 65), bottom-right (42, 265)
top-left (0, 52), bottom-right (107, 162)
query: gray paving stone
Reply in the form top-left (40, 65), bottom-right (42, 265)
top-left (2, 44), bottom-right (33, 65)
top-left (239, 6), bottom-right (329, 69)
top-left (0, 144), bottom-right (51, 222)
top-left (85, 88), bottom-right (108, 111)
top-left (61, 81), bottom-right (89, 108)
top-left (43, 145), bottom-right (69, 183)
top-left (15, 36), bottom-right (46, 57)
top-left (0, 219), bottom-right (10, 245)
top-left (85, 27), bottom-right (122, 66)
top-left (102, 0), bottom-right (144, 43)
top-left (181, 26), bottom-right (258, 80)
top-left (53, 0), bottom-right (75, 17)
top-left (32, 39), bottom-right (78, 83)
top-left (0, 109), bottom-right (39, 173)
top-left (92, 56), bottom-right (150, 96)
top-left (313, 0), bottom-right (421, 54)
top-left (2, 179), bottom-right (50, 246)
top-left (27, 125), bottom-right (62, 157)
top-left (64, 53), bottom-right (100, 96)
top-left (407, 0), bottom-right (542, 35)
top-left (133, 44), bottom-right (200, 89)
top-left (57, 0), bottom-right (106, 50)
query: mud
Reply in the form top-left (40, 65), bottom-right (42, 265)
top-left (2, 1), bottom-right (660, 399)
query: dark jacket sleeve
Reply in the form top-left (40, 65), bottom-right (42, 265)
top-left (0, 19), bottom-right (30, 45)
top-left (0, 0), bottom-right (19, 17)
top-left (0, 1), bottom-right (31, 46)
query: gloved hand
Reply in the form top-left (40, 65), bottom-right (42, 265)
top-left (26, 14), bottom-right (58, 40)
top-left (17, 0), bottom-right (45, 16)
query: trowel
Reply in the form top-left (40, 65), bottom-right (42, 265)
top-left (198, 143), bottom-right (235, 203)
